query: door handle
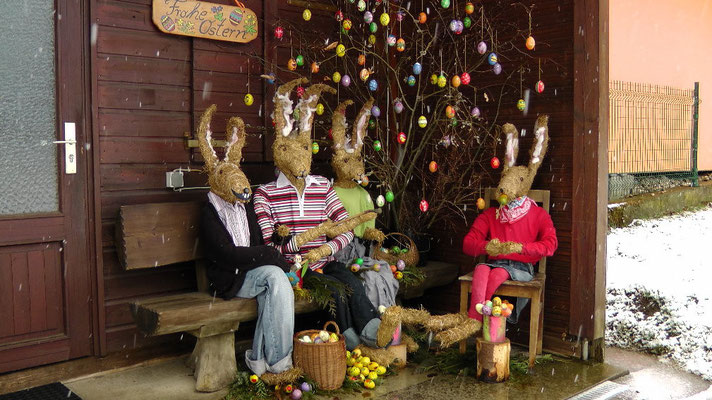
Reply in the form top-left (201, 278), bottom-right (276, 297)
top-left (57, 122), bottom-right (77, 174)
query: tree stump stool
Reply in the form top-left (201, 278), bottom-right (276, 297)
top-left (476, 337), bottom-right (510, 383)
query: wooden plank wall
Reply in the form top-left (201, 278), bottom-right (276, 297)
top-left (92, 0), bottom-right (598, 356)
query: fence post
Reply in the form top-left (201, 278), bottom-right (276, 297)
top-left (692, 82), bottom-right (700, 187)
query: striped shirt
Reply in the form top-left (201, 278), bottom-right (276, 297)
top-left (254, 173), bottom-right (354, 270)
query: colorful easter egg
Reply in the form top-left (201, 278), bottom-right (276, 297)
top-left (492, 297), bottom-right (502, 306)
top-left (360, 68), bottom-right (370, 82)
top-left (284, 384), bottom-right (294, 394)
top-left (460, 72), bottom-right (471, 85)
top-left (437, 74), bottom-right (447, 88)
top-left (471, 106), bottom-right (481, 117)
top-left (449, 19), bottom-right (458, 32)
top-left (419, 12), bottom-right (427, 24)
top-left (229, 9), bottom-right (243, 25)
top-left (451, 74), bottom-right (461, 87)
top-left (244, 93), bottom-right (254, 106)
top-left (287, 58), bottom-right (297, 71)
top-left (295, 54), bottom-right (304, 66)
top-left (498, 194), bottom-right (509, 205)
top-left (536, 80), bottom-right (545, 93)
top-left (493, 62), bottom-right (502, 75)
top-left (393, 100), bottom-right (404, 113)
top-left (385, 191), bottom-right (394, 202)
top-left (455, 20), bottom-right (464, 34)
top-left (274, 26), bottom-right (284, 39)
top-left (477, 41), bottom-right (487, 54)
top-left (482, 305), bottom-right (492, 315)
top-left (368, 79), bottom-right (378, 91)
top-left (526, 35), bottom-right (536, 50)
top-left (418, 115), bottom-right (428, 128)
top-left (371, 105), bottom-right (381, 117)
top-left (413, 62), bottom-right (422, 75)
top-left (364, 379), bottom-right (375, 389)
top-left (490, 156), bottom-right (500, 169)
top-left (300, 382), bottom-right (312, 392)
top-left (407, 75), bottom-right (416, 86)
top-left (332, 71), bottom-right (342, 83)
top-left (463, 16), bottom-right (472, 28)
top-left (430, 74), bottom-right (438, 85)
top-left (397, 259), bottom-right (406, 271)
top-left (396, 11), bottom-right (405, 21)
top-left (368, 34), bottom-right (377, 45)
top-left (343, 18), bottom-right (353, 30)
top-left (291, 389), bottom-right (302, 400)
top-left (302, 9), bottom-right (312, 21)
top-left (368, 371), bottom-right (378, 380)
top-left (341, 74), bottom-right (351, 87)
top-left (387, 34), bottom-right (397, 46)
top-left (336, 44), bottom-right (346, 57)
top-left (364, 11), bottom-right (373, 23)
top-left (357, 0), bottom-right (366, 12)
top-left (488, 52), bottom-right (498, 65)
top-left (368, 118), bottom-right (376, 129)
top-left (465, 2), bottom-right (475, 14)
top-left (376, 195), bottom-right (385, 207)
top-left (429, 161), bottom-right (438, 173)
top-left (351, 264), bottom-right (360, 272)
top-left (475, 303), bottom-right (484, 314)
top-left (396, 38), bottom-right (406, 52)
top-left (445, 105), bottom-right (456, 118)
top-left (376, 366), bottom-right (387, 375)
top-left (160, 15), bottom-right (176, 32)
top-left (395, 271), bottom-right (403, 280)
top-left (311, 141), bottom-right (319, 154)
top-left (335, 10), bottom-right (344, 21)
top-left (360, 175), bottom-right (369, 187)
top-left (358, 54), bottom-right (366, 65)
top-left (398, 131), bottom-right (407, 144)
top-left (311, 61), bottom-right (319, 73)
top-left (492, 306), bottom-right (502, 316)
top-left (419, 199), bottom-right (429, 212)
top-left (517, 98), bottom-right (526, 111)
top-left (439, 135), bottom-right (451, 147)
top-left (380, 12), bottom-right (390, 25)
top-left (373, 140), bottom-right (382, 151)
top-left (249, 374), bottom-right (259, 383)
top-left (390, 264), bottom-right (397, 273)
top-left (476, 197), bottom-right (486, 210)
top-left (441, 0), bottom-right (450, 8)
top-left (369, 22), bottom-right (378, 33)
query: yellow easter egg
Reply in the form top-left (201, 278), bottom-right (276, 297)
top-left (336, 44), bottom-right (346, 57)
top-left (302, 9), bottom-right (312, 21)
top-left (244, 93), bottom-right (254, 106)
top-left (380, 13), bottom-right (390, 25)
top-left (364, 379), bottom-right (376, 389)
top-left (352, 348), bottom-right (362, 357)
top-left (361, 357), bottom-right (371, 365)
top-left (360, 367), bottom-right (370, 376)
top-left (376, 366), bottom-right (387, 375)
top-left (368, 371), bottom-right (378, 380)
top-left (368, 362), bottom-right (379, 370)
top-left (347, 357), bottom-right (355, 366)
top-left (316, 103), bottom-right (324, 115)
top-left (332, 71), bottom-right (342, 83)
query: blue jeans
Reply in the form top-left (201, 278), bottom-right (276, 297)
top-left (235, 265), bottom-right (294, 375)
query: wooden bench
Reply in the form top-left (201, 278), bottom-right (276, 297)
top-left (457, 189), bottom-right (550, 370)
top-left (117, 201), bottom-right (319, 392)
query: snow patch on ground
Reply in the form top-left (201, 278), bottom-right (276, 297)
top-left (606, 206), bottom-right (712, 381)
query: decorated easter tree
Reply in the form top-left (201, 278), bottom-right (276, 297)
top-left (267, 1), bottom-right (543, 237)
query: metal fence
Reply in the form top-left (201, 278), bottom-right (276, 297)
top-left (608, 81), bottom-right (700, 200)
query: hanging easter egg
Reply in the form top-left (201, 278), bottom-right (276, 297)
top-left (477, 41), bottom-right (487, 54)
top-left (387, 34), bottom-right (397, 47)
top-left (359, 68), bottom-right (370, 82)
top-left (490, 156), bottom-right (500, 169)
top-left (368, 79), bottom-right (378, 91)
top-left (413, 62), bottom-right (422, 75)
top-left (376, 195), bottom-right (385, 207)
top-left (303, 9), bottom-right (312, 21)
top-left (451, 74), bottom-right (461, 88)
top-left (397, 131), bottom-right (407, 144)
top-left (396, 38), bottom-right (406, 52)
top-left (437, 74), bottom-right (447, 88)
top-left (488, 52), bottom-right (498, 65)
top-left (380, 13), bottom-right (390, 26)
top-left (418, 115), bottom-right (428, 128)
top-left (526, 35), bottom-right (536, 50)
top-left (456, 20), bottom-right (464, 34)
top-left (310, 61), bottom-right (319, 73)
top-left (449, 19), bottom-right (458, 32)
top-left (430, 74), bottom-right (438, 85)
top-left (373, 140), bottom-right (382, 151)
top-left (358, 54), bottom-right (366, 65)
top-left (460, 72), bottom-right (471, 85)
top-left (493, 62), bottom-right (502, 75)
top-left (368, 34), bottom-right (377, 45)
top-left (418, 12), bottom-right (427, 24)
top-left (517, 98), bottom-right (526, 111)
top-left (439, 135), bottom-right (451, 147)
top-left (498, 194), bottom-right (509, 205)
top-left (369, 22), bottom-right (378, 33)
top-left (441, 0), bottom-right (450, 8)
top-left (476, 197), bottom-right (486, 210)
top-left (360, 176), bottom-right (369, 187)
top-left (463, 16), bottom-right (472, 29)
top-left (419, 199), bottom-right (429, 212)
top-left (295, 54), bottom-right (304, 67)
top-left (274, 26), bottom-right (284, 39)
top-left (429, 161), bottom-right (438, 173)
top-left (342, 74), bottom-right (351, 87)
top-left (396, 11), bottom-right (405, 21)
top-left (335, 10), bottom-right (344, 21)
top-left (343, 18), bottom-right (353, 31)
top-left (371, 105), bottom-right (381, 118)
top-left (536, 80), bottom-right (545, 93)
top-left (244, 93), bottom-right (254, 106)
top-left (311, 141), bottom-right (319, 154)
top-left (445, 105), bottom-right (456, 118)
top-left (364, 11), bottom-right (373, 23)
top-left (368, 118), bottom-right (376, 129)
top-left (385, 191), bottom-right (394, 202)
top-left (393, 100), bottom-right (404, 113)
top-left (332, 71), bottom-right (342, 83)
top-left (316, 103), bottom-right (325, 115)
top-left (336, 44), bottom-right (346, 57)
top-left (357, 0), bottom-right (366, 12)
top-left (287, 58), bottom-right (297, 71)
top-left (471, 106), bottom-right (481, 117)
top-left (451, 118), bottom-right (458, 127)
top-left (465, 2), bottom-right (475, 14)
top-left (296, 86), bottom-right (305, 98)
top-left (407, 75), bottom-right (416, 86)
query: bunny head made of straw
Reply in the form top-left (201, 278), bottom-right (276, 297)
top-left (330, 98), bottom-right (374, 189)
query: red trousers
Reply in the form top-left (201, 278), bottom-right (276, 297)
top-left (467, 264), bottom-right (510, 321)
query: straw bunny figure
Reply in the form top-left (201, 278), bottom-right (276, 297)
top-left (328, 99), bottom-right (400, 310)
top-left (425, 115), bottom-right (558, 348)
top-left (197, 105), bottom-right (300, 383)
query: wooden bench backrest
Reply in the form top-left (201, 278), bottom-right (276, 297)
top-left (482, 188), bottom-right (550, 275)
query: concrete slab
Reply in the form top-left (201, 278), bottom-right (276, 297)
top-left (64, 357), bottom-right (226, 400)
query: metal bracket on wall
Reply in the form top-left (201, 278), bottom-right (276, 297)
top-left (184, 132), bottom-right (226, 150)
top-left (286, 0), bottom-right (337, 12)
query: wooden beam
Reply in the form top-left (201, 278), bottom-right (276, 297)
top-left (570, 0), bottom-right (609, 359)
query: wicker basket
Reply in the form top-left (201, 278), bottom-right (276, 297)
top-left (373, 232), bottom-right (419, 268)
top-left (293, 321), bottom-right (346, 390)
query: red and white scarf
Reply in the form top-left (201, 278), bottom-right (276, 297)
top-left (498, 196), bottom-right (536, 224)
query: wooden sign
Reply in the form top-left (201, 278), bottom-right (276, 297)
top-left (152, 0), bottom-right (258, 43)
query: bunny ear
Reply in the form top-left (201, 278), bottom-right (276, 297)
top-left (224, 116), bottom-right (246, 164)
top-left (528, 114), bottom-right (550, 174)
top-left (197, 104), bottom-right (219, 172)
top-left (331, 100), bottom-right (354, 152)
top-left (351, 98), bottom-right (374, 153)
top-left (297, 84), bottom-right (337, 140)
top-left (272, 78), bottom-right (308, 138)
top-left (502, 123), bottom-right (520, 172)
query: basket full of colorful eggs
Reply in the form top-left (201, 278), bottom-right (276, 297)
top-left (373, 233), bottom-right (419, 268)
top-left (473, 297), bottom-right (514, 343)
top-left (293, 321), bottom-right (346, 390)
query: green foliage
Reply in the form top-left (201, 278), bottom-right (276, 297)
top-left (400, 265), bottom-right (426, 288)
top-left (296, 273), bottom-right (353, 316)
top-left (509, 353), bottom-right (554, 376)
top-left (224, 372), bottom-right (271, 400)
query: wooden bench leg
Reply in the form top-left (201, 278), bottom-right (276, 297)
top-left (459, 280), bottom-right (470, 354)
top-left (537, 288), bottom-right (544, 355)
top-left (187, 321), bottom-right (240, 392)
top-left (528, 292), bottom-right (541, 370)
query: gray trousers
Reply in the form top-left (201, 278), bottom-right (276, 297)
top-left (334, 239), bottom-right (399, 309)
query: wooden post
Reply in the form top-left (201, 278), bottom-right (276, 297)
top-left (186, 321), bottom-right (240, 392)
top-left (476, 337), bottom-right (510, 383)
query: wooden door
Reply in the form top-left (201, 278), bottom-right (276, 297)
top-left (0, 0), bottom-right (94, 372)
